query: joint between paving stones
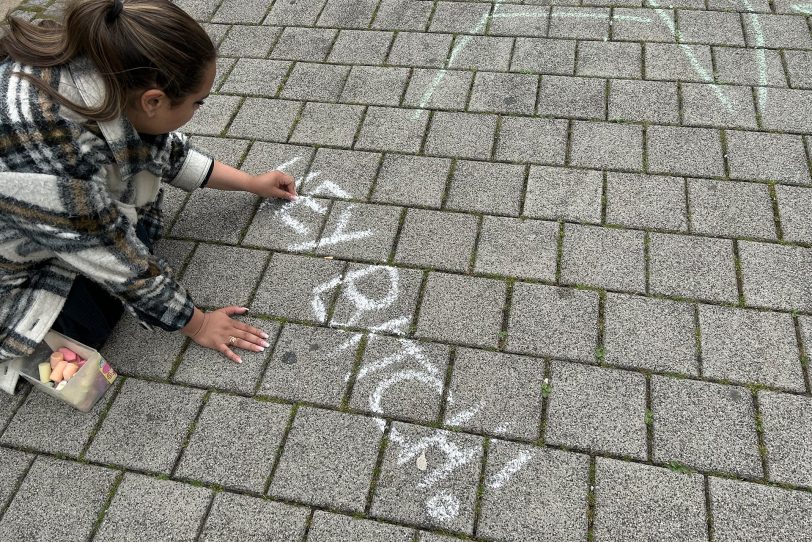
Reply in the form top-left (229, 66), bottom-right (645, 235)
top-left (407, 270), bottom-right (432, 338)
top-left (791, 315), bottom-right (812, 394)
top-left (555, 221), bottom-right (565, 284)
top-left (436, 346), bottom-right (456, 426)
top-left (0, 450), bottom-right (34, 525)
top-left (731, 240), bottom-right (747, 307)
top-left (643, 231), bottom-right (651, 294)
top-left (497, 279), bottom-right (514, 351)
top-left (704, 474), bottom-right (717, 542)
top-left (340, 334), bottom-right (368, 411)
top-left (299, 508), bottom-right (316, 542)
top-left (85, 469), bottom-right (124, 542)
top-left (751, 391), bottom-right (771, 480)
top-left (364, 420), bottom-right (390, 515)
top-left (586, 456), bottom-right (597, 542)
top-left (537, 358), bottom-right (553, 446)
top-left (719, 129), bottom-right (732, 179)
top-left (192, 489), bottom-right (219, 542)
top-left (468, 214), bottom-right (485, 275)
top-left (645, 375), bottom-right (655, 462)
top-left (766, 182), bottom-right (785, 240)
top-left (596, 291), bottom-right (607, 365)
top-left (170, 389), bottom-right (212, 478)
top-left (516, 164), bottom-right (531, 217)
top-left (79, 377), bottom-right (125, 461)
top-left (262, 403), bottom-right (299, 496)
top-left (693, 304), bottom-right (705, 378)
top-left (471, 436), bottom-right (490, 538)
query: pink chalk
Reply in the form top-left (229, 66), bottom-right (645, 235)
top-left (57, 347), bottom-right (77, 362)
top-left (76, 358), bottom-right (87, 368)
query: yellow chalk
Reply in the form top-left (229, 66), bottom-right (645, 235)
top-left (38, 362), bottom-right (51, 384)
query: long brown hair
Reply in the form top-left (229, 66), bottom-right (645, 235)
top-left (0, 0), bottom-right (216, 121)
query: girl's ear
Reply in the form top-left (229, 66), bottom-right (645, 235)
top-left (138, 89), bottom-right (168, 118)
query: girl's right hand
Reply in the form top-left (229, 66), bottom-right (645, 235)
top-left (181, 306), bottom-right (270, 363)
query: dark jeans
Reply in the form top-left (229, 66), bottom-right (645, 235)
top-left (51, 222), bottom-right (154, 350)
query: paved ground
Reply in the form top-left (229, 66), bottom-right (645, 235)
top-left (2, 0), bottom-right (812, 540)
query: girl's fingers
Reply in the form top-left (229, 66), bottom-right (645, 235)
top-left (220, 306), bottom-right (249, 316)
top-left (234, 321), bottom-right (270, 341)
top-left (233, 336), bottom-right (265, 353)
top-left (218, 344), bottom-right (242, 364)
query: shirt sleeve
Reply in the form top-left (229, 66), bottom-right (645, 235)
top-left (161, 131), bottom-right (214, 192)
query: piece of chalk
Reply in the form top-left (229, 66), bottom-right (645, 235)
top-left (55, 381), bottom-right (67, 391)
top-left (38, 362), bottom-right (52, 383)
top-left (50, 360), bottom-right (67, 382)
top-left (62, 363), bottom-right (79, 381)
top-left (50, 351), bottom-right (64, 368)
top-left (76, 358), bottom-right (87, 368)
top-left (57, 347), bottom-right (77, 361)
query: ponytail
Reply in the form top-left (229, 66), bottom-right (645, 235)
top-left (0, 0), bottom-right (216, 121)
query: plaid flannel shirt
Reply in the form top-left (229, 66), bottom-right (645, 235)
top-left (0, 57), bottom-right (213, 360)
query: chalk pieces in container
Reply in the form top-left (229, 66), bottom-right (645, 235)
top-left (38, 362), bottom-right (51, 384)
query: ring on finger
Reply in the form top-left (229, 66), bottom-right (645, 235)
top-left (228, 335), bottom-right (237, 346)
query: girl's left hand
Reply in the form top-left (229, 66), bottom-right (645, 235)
top-left (249, 170), bottom-right (297, 201)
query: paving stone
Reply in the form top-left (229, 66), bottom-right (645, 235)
top-left (176, 394), bottom-right (290, 492)
top-left (474, 217), bottom-right (558, 280)
top-left (416, 272), bottom-right (506, 348)
top-left (328, 30), bottom-right (394, 64)
top-left (707, 0), bottom-right (771, 10)
top-left (402, 69), bottom-right (474, 110)
top-left (645, 0), bottom-right (707, 8)
top-left (777, 184), bottom-right (812, 243)
top-left (182, 244), bottom-right (267, 307)
top-left (606, 172), bottom-right (687, 231)
top-left (372, 0), bottom-right (433, 30)
top-left (243, 199), bottom-right (328, 252)
top-left (190, 136), bottom-right (251, 169)
top-left (199, 492), bottom-right (309, 542)
top-left (468, 72), bottom-right (539, 115)
top-left (387, 32), bottom-right (453, 68)
top-left (494, 117), bottom-right (568, 165)
top-left (305, 148), bottom-right (381, 200)
top-left (95, 473), bottom-right (211, 542)
top-left (281, 63), bottom-right (349, 102)
top-left (647, 126), bottom-right (725, 178)
top-left (86, 379), bottom-right (204, 474)
top-left (183, 94), bottom-right (242, 136)
top-left (699, 305), bottom-right (804, 390)
top-left (341, 66), bottom-right (410, 106)
top-left (316, 0), bottom-right (377, 28)
top-left (100, 315), bottom-right (186, 378)
top-left (444, 348), bottom-right (544, 440)
top-left (171, 188), bottom-right (257, 243)
top-left (688, 178), bottom-right (775, 239)
top-left (507, 283), bottom-right (599, 361)
top-left (570, 121), bottom-right (644, 172)
top-left (547, 361), bottom-right (647, 458)
top-left (523, 165), bottom-right (602, 222)
top-left (0, 447), bottom-right (29, 510)
top-left (237, 139), bottom-right (315, 183)
top-left (725, 130), bottom-right (810, 185)
top-left (710, 477), bottom-right (812, 542)
top-left (218, 25), bottom-right (281, 58)
top-left (252, 253), bottom-right (345, 322)
top-left (0, 384), bottom-right (110, 457)
top-left (577, 41), bottom-right (642, 79)
top-left (159, 185), bottom-right (189, 228)
top-left (562, 224), bottom-right (646, 292)
top-left (772, 0), bottom-right (812, 12)
top-left (489, 3), bottom-right (549, 36)
top-left (759, 391), bottom-right (812, 487)
top-left (604, 293), bottom-right (697, 374)
top-left (174, 317), bottom-right (281, 394)
top-left (677, 9), bottom-right (745, 45)
top-left (0, 457), bottom-right (116, 542)
top-left (608, 79), bottom-right (679, 123)
top-left (651, 377), bottom-right (762, 476)
top-left (511, 37), bottom-right (576, 75)
top-left (648, 233), bottom-right (738, 303)
top-left (548, 7), bottom-right (610, 39)
top-left (424, 112), bottom-right (497, 160)
top-left (0, 387), bottom-right (25, 430)
top-left (266, 0), bottom-right (327, 26)
top-left (371, 423), bottom-right (483, 534)
top-left (270, 27), bottom-right (337, 61)
top-left (712, 46), bottom-right (787, 87)
top-left (446, 36), bottom-right (513, 70)
top-left (537, 75), bottom-right (606, 120)
top-left (220, 58), bottom-right (290, 97)
top-left (203, 22), bottom-right (230, 46)
top-left (738, 241), bottom-right (812, 312)
top-left (356, 107), bottom-right (430, 154)
top-left (314, 201), bottom-right (402, 262)
top-left (417, 533), bottom-right (466, 542)
top-left (593, 458), bottom-right (707, 542)
top-left (227, 98), bottom-right (302, 141)
top-left (309, 511), bottom-right (415, 541)
top-left (371, 154), bottom-right (451, 208)
top-left (429, 1), bottom-right (490, 33)
top-left (478, 441), bottom-right (588, 542)
top-left (645, 43), bottom-right (713, 82)
top-left (290, 102), bottom-right (365, 147)
top-left (350, 335), bottom-right (450, 423)
top-left (784, 50), bottom-right (812, 88)
top-left (259, 324), bottom-right (361, 407)
top-left (212, 0), bottom-right (268, 23)
top-left (757, 88), bottom-right (812, 134)
top-left (446, 160), bottom-right (525, 215)
top-left (175, 0), bottom-right (221, 21)
top-left (151, 225), bottom-right (192, 264)
top-left (681, 83), bottom-right (757, 129)
top-left (269, 407), bottom-right (381, 512)
top-left (612, 7), bottom-right (677, 42)
top-left (742, 13), bottom-right (812, 49)
top-left (394, 209), bottom-right (478, 272)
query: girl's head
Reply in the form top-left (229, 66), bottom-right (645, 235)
top-left (0, 0), bottom-right (216, 130)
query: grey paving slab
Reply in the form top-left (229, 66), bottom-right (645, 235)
top-left (242, 196), bottom-right (330, 252)
top-left (698, 305), bottom-right (804, 390)
top-left (489, 4), bottom-right (549, 36)
top-left (289, 102), bottom-right (365, 147)
top-left (738, 241), bottom-right (812, 311)
top-left (712, 46), bottom-right (787, 87)
top-left (220, 58), bottom-right (290, 97)
top-left (176, 394), bottom-right (290, 492)
top-left (227, 98), bottom-right (302, 141)
top-left (203, 23), bottom-right (230, 47)
top-left (370, 422), bottom-right (483, 534)
top-left (154, 239), bottom-right (194, 276)
top-left (777, 184), bottom-right (812, 243)
top-left (199, 492), bottom-right (309, 542)
top-left (181, 244), bottom-right (268, 307)
top-left (171, 188), bottom-right (258, 243)
top-left (474, 216), bottom-right (559, 280)
top-left (608, 79), bottom-right (679, 124)
top-left (183, 94), bottom-right (242, 136)
top-left (494, 117), bottom-right (568, 165)
top-left (611, 8), bottom-right (676, 42)
top-left (101, 315), bottom-right (186, 379)
top-left (604, 293), bottom-right (698, 374)
top-left (424, 112), bottom-right (498, 160)
top-left (270, 27), bottom-right (337, 61)
top-left (95, 473), bottom-right (211, 542)
top-left (240, 141), bottom-right (315, 178)
top-left (649, 233), bottom-right (738, 303)
top-left (394, 208), bottom-right (477, 272)
top-left (759, 391), bottom-right (812, 487)
top-left (218, 25), bottom-right (281, 58)
top-left (211, 0), bottom-right (268, 23)
top-left (259, 324), bottom-right (361, 407)
top-left (784, 50), bottom-right (812, 88)
top-left (265, 0), bottom-right (325, 25)
top-left (547, 361), bottom-right (648, 459)
top-left (577, 41), bottom-right (642, 79)
top-left (190, 136), bottom-right (251, 169)
top-left (469, 72), bottom-right (539, 115)
top-left (606, 172), bottom-right (687, 231)
top-left (175, 0), bottom-right (221, 21)
top-left (444, 348), bottom-right (544, 441)
top-left (341, 66), bottom-right (410, 107)
top-left (316, 0), bottom-right (377, 28)
top-left (709, 477), bottom-right (812, 542)
top-left (647, 125), bottom-right (724, 178)
top-left (447, 35), bottom-right (513, 71)
top-left (510, 37), bottom-right (576, 75)
top-left (387, 32), bottom-right (453, 68)
top-left (304, 148), bottom-right (380, 200)
top-left (269, 407), bottom-right (382, 512)
top-left (281, 62), bottom-right (350, 102)
top-left (159, 185), bottom-right (189, 228)
top-left (742, 12), bottom-right (812, 49)
top-left (0, 457), bottom-right (116, 542)
top-left (645, 43), bottom-right (713, 82)
top-left (681, 83), bottom-right (757, 129)
top-left (415, 272), bottom-right (506, 348)
top-left (417, 533), bottom-right (466, 542)
top-left (708, 0), bottom-right (771, 10)
top-left (328, 30), bottom-right (394, 64)
top-left (725, 130), bottom-right (810, 185)
top-left (308, 511), bottom-right (415, 541)
top-left (85, 378), bottom-right (205, 474)
top-left (0, 447), bottom-right (29, 511)
top-left (356, 107), bottom-right (430, 154)
top-left (446, 160), bottom-right (525, 215)
top-left (537, 75), bottom-right (606, 120)
top-left (677, 9), bottom-right (745, 45)
top-left (478, 441), bottom-right (589, 542)
top-left (507, 283), bottom-right (599, 361)
top-left (687, 178), bottom-right (776, 239)
top-left (0, 384), bottom-right (24, 433)
top-left (174, 317), bottom-right (280, 394)
top-left (570, 121), bottom-right (644, 172)
top-left (548, 7), bottom-right (610, 39)
top-left (371, 154), bottom-right (451, 208)
top-left (402, 69), bottom-right (474, 110)
top-left (372, 0), bottom-right (433, 30)
top-left (651, 376), bottom-right (762, 476)
top-left (349, 335), bottom-right (450, 423)
top-left (429, 1), bottom-right (490, 33)
top-left (757, 88), bottom-right (812, 134)
top-left (593, 458), bottom-right (707, 542)
top-left (523, 165), bottom-right (603, 222)
top-left (314, 201), bottom-right (402, 262)
top-left (561, 223), bottom-right (646, 292)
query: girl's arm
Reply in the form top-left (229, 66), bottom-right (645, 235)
top-left (205, 160), bottom-right (297, 200)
